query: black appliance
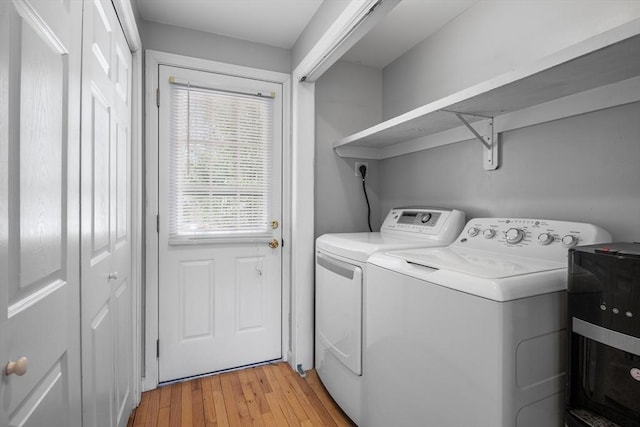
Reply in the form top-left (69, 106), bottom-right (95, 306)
top-left (566, 242), bottom-right (640, 427)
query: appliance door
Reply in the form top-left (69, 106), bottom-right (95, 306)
top-left (568, 318), bottom-right (640, 426)
top-left (316, 252), bottom-right (362, 375)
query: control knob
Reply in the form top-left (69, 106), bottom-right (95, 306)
top-left (467, 227), bottom-right (480, 237)
top-left (420, 213), bottom-right (432, 224)
top-left (483, 229), bottom-right (495, 239)
top-left (505, 228), bottom-right (525, 244)
top-left (561, 235), bottom-right (578, 248)
top-left (537, 233), bottom-right (554, 245)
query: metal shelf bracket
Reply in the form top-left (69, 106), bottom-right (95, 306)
top-left (452, 112), bottom-right (499, 171)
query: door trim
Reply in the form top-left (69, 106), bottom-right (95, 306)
top-left (143, 50), bottom-right (292, 391)
top-left (109, 0), bottom-right (143, 407)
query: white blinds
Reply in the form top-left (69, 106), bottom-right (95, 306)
top-left (168, 81), bottom-right (273, 242)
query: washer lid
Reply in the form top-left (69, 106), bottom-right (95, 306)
top-left (388, 247), bottom-right (565, 279)
top-left (316, 232), bottom-right (446, 263)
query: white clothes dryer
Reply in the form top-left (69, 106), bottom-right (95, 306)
top-left (315, 207), bottom-right (465, 425)
top-left (363, 218), bottom-right (612, 427)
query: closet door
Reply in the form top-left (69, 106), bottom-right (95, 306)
top-left (80, 0), bottom-right (134, 426)
top-left (0, 0), bottom-right (82, 426)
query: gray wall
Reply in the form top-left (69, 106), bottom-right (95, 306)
top-left (315, 61), bottom-right (383, 238)
top-left (139, 20), bottom-right (291, 74)
top-left (382, 0), bottom-right (640, 119)
top-left (375, 0), bottom-right (640, 241)
top-left (380, 102), bottom-right (640, 241)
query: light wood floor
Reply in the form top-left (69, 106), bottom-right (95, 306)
top-left (128, 362), bottom-right (356, 426)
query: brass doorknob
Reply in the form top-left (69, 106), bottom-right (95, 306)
top-left (108, 272), bottom-right (119, 280)
top-left (268, 239), bottom-right (279, 249)
top-left (5, 356), bottom-right (28, 376)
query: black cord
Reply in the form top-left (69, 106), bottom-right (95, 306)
top-left (362, 178), bottom-right (372, 232)
top-left (359, 166), bottom-right (372, 232)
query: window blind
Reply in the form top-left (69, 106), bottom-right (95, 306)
top-left (168, 81), bottom-right (273, 242)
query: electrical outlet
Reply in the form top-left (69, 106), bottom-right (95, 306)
top-left (355, 161), bottom-right (368, 177)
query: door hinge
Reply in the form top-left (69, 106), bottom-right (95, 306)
top-left (156, 214), bottom-right (159, 233)
top-left (281, 239), bottom-right (284, 248)
top-left (156, 88), bottom-right (160, 107)
top-left (156, 339), bottom-right (159, 358)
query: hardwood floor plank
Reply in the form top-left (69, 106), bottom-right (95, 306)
top-left (180, 381), bottom-right (193, 427)
top-left (133, 390), bottom-right (150, 426)
top-left (133, 363), bottom-right (354, 427)
top-left (157, 407), bottom-right (171, 427)
top-left (264, 364), bottom-right (310, 424)
top-left (210, 374), bottom-right (231, 427)
top-left (245, 368), bottom-right (271, 414)
top-left (169, 382), bottom-right (182, 427)
top-left (159, 384), bottom-right (172, 409)
top-left (264, 392), bottom-right (296, 426)
top-left (265, 391), bottom-right (297, 427)
top-left (201, 376), bottom-right (217, 426)
top-left (253, 365), bottom-right (273, 394)
top-left (228, 371), bottom-right (256, 426)
top-left (220, 373), bottom-right (243, 427)
top-left (144, 387), bottom-right (160, 427)
top-left (191, 379), bottom-right (205, 426)
top-left (238, 370), bottom-right (265, 425)
top-left (261, 411), bottom-right (279, 427)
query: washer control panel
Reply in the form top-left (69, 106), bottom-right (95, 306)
top-left (454, 218), bottom-right (612, 261)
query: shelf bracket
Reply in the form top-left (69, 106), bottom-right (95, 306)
top-left (453, 112), bottom-right (499, 171)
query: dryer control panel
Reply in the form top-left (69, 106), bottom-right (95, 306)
top-left (381, 207), bottom-right (465, 241)
top-left (454, 218), bottom-right (612, 262)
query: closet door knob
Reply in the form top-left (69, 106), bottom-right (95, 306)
top-left (108, 272), bottom-right (119, 280)
top-left (5, 356), bottom-right (28, 376)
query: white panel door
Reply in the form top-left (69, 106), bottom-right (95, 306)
top-left (158, 65), bottom-right (283, 382)
top-left (80, 0), bottom-right (133, 426)
top-left (0, 0), bottom-right (82, 426)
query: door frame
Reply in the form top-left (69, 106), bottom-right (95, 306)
top-left (143, 50), bottom-right (292, 391)
top-left (110, 0), bottom-right (143, 406)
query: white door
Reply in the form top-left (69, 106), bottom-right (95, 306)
top-left (0, 0), bottom-right (83, 426)
top-left (157, 65), bottom-right (283, 382)
top-left (80, 0), bottom-right (134, 426)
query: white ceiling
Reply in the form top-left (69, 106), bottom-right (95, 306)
top-left (135, 0), bottom-right (478, 69)
top-left (135, 0), bottom-right (324, 49)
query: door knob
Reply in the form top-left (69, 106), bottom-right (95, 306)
top-left (5, 357), bottom-right (28, 376)
top-left (108, 272), bottom-right (119, 280)
top-left (268, 239), bottom-right (279, 249)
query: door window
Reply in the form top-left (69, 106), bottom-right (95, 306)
top-left (168, 81), bottom-right (274, 242)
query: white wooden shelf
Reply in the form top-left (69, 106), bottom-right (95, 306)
top-left (334, 20), bottom-right (640, 168)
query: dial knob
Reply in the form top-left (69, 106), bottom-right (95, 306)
top-left (420, 213), bottom-right (432, 224)
top-left (537, 233), bottom-right (554, 245)
top-left (467, 227), bottom-right (480, 237)
top-left (561, 235), bottom-right (578, 248)
top-left (505, 228), bottom-right (525, 244)
top-left (483, 229), bottom-right (495, 239)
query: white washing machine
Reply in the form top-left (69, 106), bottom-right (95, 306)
top-left (364, 218), bottom-right (612, 427)
top-left (315, 207), bottom-right (465, 425)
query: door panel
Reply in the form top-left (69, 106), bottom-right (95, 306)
top-left (0, 0), bottom-right (82, 426)
top-left (158, 65), bottom-right (283, 382)
top-left (89, 304), bottom-right (114, 427)
top-left (80, 0), bottom-right (133, 426)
